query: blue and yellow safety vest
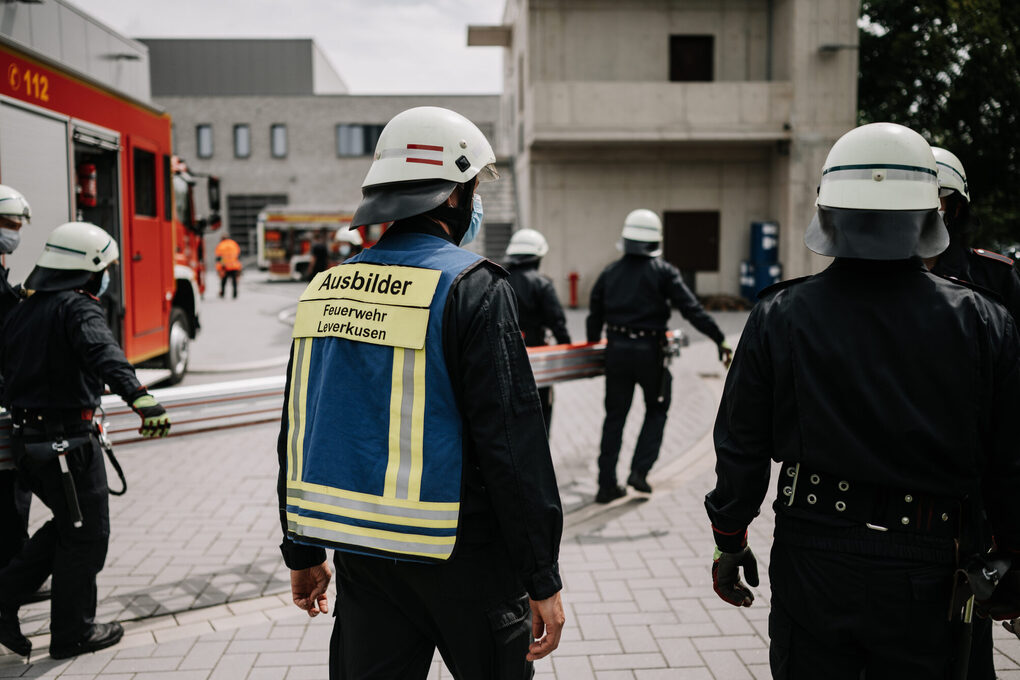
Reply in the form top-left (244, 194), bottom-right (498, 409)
top-left (284, 232), bottom-right (482, 562)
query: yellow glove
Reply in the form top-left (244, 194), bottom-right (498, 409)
top-left (131, 394), bottom-right (171, 438)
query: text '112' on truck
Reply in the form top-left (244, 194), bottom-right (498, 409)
top-left (0, 36), bottom-right (220, 384)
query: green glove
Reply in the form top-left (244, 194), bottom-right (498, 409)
top-left (718, 341), bottom-right (733, 369)
top-left (131, 394), bottom-right (171, 438)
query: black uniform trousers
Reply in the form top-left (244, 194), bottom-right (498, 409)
top-left (0, 434), bottom-right (109, 646)
top-left (598, 336), bottom-right (670, 488)
top-left (329, 547), bottom-right (534, 680)
top-left (538, 386), bottom-right (553, 438)
top-left (220, 270), bottom-right (239, 298)
top-left (0, 469), bottom-right (31, 568)
top-left (768, 528), bottom-right (957, 679)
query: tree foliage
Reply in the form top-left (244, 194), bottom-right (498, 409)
top-left (859, 0), bottom-right (1020, 247)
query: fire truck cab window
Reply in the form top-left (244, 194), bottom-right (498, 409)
top-left (173, 174), bottom-right (193, 227)
top-left (133, 148), bottom-right (157, 217)
top-left (196, 124), bottom-right (213, 159)
top-left (234, 124), bottom-right (251, 159)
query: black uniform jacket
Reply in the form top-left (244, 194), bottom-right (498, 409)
top-left (933, 241), bottom-right (1020, 323)
top-left (506, 259), bottom-right (571, 348)
top-left (705, 258), bottom-right (1020, 553)
top-left (0, 289), bottom-right (143, 409)
top-left (0, 267), bottom-right (22, 322)
top-left (277, 217), bottom-right (564, 601)
top-left (586, 255), bottom-right (725, 344)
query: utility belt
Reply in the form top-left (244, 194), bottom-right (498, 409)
top-left (9, 406), bottom-right (126, 501)
top-left (778, 463), bottom-right (962, 541)
top-left (607, 324), bottom-right (665, 340)
top-left (11, 407), bottom-right (97, 439)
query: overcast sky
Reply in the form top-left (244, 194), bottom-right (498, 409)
top-left (72, 0), bottom-right (506, 94)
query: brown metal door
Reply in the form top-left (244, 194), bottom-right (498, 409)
top-left (663, 211), bottom-right (720, 294)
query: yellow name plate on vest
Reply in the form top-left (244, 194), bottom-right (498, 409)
top-left (292, 264), bottom-right (442, 350)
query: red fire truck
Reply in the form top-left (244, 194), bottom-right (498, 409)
top-left (0, 38), bottom-right (219, 383)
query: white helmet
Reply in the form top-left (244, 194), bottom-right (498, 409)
top-left (26, 221), bottom-right (119, 292)
top-left (334, 228), bottom-right (364, 246)
top-left (620, 209), bottom-right (663, 257)
top-left (505, 229), bottom-right (549, 258)
top-left (932, 147), bottom-right (970, 203)
top-left (0, 184), bottom-right (31, 224)
top-left (352, 107), bottom-right (498, 229)
top-left (805, 122), bottom-right (946, 260)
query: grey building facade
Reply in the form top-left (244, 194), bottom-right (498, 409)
top-left (472, 0), bottom-right (860, 301)
top-left (144, 40), bottom-right (503, 257)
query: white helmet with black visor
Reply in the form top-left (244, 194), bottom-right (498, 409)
top-left (805, 122), bottom-right (947, 260)
top-left (350, 107), bottom-right (497, 243)
top-left (25, 221), bottom-right (119, 292)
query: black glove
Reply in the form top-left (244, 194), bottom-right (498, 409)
top-left (712, 546), bottom-right (759, 607)
top-left (718, 341), bottom-right (733, 369)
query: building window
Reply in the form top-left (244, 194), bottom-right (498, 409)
top-left (234, 124), bottom-right (251, 158)
top-left (196, 124), bottom-right (213, 159)
top-left (669, 35), bottom-right (714, 82)
top-left (270, 124), bottom-right (287, 158)
top-left (133, 148), bottom-right (157, 217)
top-left (336, 124), bottom-right (385, 157)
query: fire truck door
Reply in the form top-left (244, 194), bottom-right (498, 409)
top-left (0, 99), bottom-right (73, 284)
top-left (126, 142), bottom-right (165, 339)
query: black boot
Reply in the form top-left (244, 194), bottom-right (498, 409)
top-left (595, 485), bottom-right (626, 504)
top-left (50, 622), bottom-right (123, 660)
top-left (0, 608), bottom-right (30, 657)
top-left (627, 472), bottom-right (652, 494)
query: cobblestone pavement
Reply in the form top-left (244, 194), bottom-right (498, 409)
top-left (3, 273), bottom-right (1020, 677)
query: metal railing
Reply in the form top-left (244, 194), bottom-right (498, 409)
top-left (0, 331), bottom-right (686, 465)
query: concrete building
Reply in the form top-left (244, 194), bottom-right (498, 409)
top-left (470, 0), bottom-right (859, 301)
top-left (142, 39), bottom-right (505, 258)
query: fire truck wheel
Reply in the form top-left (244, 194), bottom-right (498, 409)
top-left (164, 307), bottom-right (191, 384)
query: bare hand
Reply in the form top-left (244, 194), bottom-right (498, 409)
top-left (291, 561), bottom-right (332, 617)
top-left (527, 592), bottom-right (565, 661)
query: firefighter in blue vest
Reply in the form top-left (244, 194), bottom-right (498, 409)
top-left (277, 106), bottom-right (565, 678)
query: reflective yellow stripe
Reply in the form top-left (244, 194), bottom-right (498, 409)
top-left (385, 347), bottom-right (404, 497)
top-left (408, 348), bottom-right (426, 501)
top-left (287, 339), bottom-right (309, 483)
top-left (286, 496), bottom-right (457, 529)
top-left (294, 338), bottom-right (313, 483)
top-left (287, 512), bottom-right (456, 546)
top-left (287, 478), bottom-right (459, 512)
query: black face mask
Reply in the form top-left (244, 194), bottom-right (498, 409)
top-left (425, 182), bottom-right (475, 244)
top-left (81, 271), bottom-right (103, 295)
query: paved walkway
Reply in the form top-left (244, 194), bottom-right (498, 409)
top-left (3, 274), bottom-right (1020, 677)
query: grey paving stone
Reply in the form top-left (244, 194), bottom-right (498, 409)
top-left (101, 657), bottom-right (180, 674)
top-left (637, 669), bottom-right (713, 679)
top-left (699, 650), bottom-right (754, 680)
top-left (551, 656), bottom-right (595, 680)
top-left (590, 653), bottom-right (666, 671)
top-left (177, 642), bottom-right (230, 671)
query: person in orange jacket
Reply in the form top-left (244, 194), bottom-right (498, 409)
top-left (214, 234), bottom-right (242, 299)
